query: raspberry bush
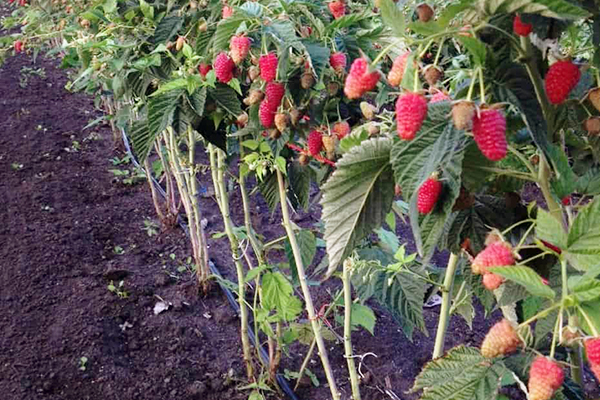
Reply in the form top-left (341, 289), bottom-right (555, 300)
top-left (3, 0), bottom-right (600, 399)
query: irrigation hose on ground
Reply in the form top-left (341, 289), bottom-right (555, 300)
top-left (119, 128), bottom-right (300, 400)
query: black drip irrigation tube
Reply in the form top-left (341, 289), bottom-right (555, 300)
top-left (119, 128), bottom-right (300, 400)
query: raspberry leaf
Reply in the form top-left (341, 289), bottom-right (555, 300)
top-left (412, 345), bottom-right (510, 400)
top-left (321, 138), bottom-right (395, 276)
top-left (379, 0), bottom-right (405, 38)
top-left (351, 256), bottom-right (427, 340)
top-left (487, 265), bottom-right (556, 299)
top-left (391, 102), bottom-right (466, 262)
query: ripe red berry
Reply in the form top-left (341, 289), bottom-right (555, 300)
top-left (265, 81), bottom-right (285, 109)
top-left (328, 0), bottom-right (345, 19)
top-left (198, 63), bottom-right (212, 77)
top-left (528, 356), bottom-right (564, 400)
top-left (259, 53), bottom-right (278, 82)
top-left (230, 34), bottom-right (250, 64)
top-left (222, 5), bottom-right (233, 18)
top-left (388, 51), bottom-right (410, 87)
top-left (472, 108), bottom-right (507, 161)
top-left (561, 195), bottom-right (571, 206)
top-left (395, 92), bottom-right (428, 140)
top-left (214, 52), bottom-right (235, 83)
top-left (307, 130), bottom-right (323, 156)
top-left (332, 121), bottom-right (351, 140)
top-left (471, 241), bottom-right (514, 275)
top-left (429, 90), bottom-right (450, 103)
top-left (482, 273), bottom-right (504, 290)
top-left (545, 60), bottom-right (580, 105)
top-left (344, 58), bottom-right (380, 99)
top-left (14, 40), bottom-right (23, 53)
top-left (259, 100), bottom-right (275, 128)
top-left (513, 14), bottom-right (532, 36)
top-left (417, 175), bottom-right (442, 214)
top-left (330, 52), bottom-right (347, 73)
top-left (585, 337), bottom-right (600, 382)
top-left (481, 319), bottom-right (521, 358)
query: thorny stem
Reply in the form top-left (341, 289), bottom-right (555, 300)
top-left (516, 251), bottom-right (552, 266)
top-left (433, 38), bottom-right (445, 66)
top-left (276, 169), bottom-right (340, 400)
top-left (216, 148), bottom-right (255, 381)
top-left (501, 218), bottom-right (535, 236)
top-left (513, 222), bottom-right (536, 253)
top-left (507, 145), bottom-right (536, 175)
top-left (432, 252), bottom-right (460, 359)
top-left (294, 291), bottom-right (343, 391)
top-left (518, 303), bottom-right (561, 328)
top-left (466, 69), bottom-right (477, 102)
top-left (568, 315), bottom-right (584, 387)
top-left (478, 67), bottom-right (486, 103)
top-left (343, 260), bottom-right (362, 400)
top-left (143, 157), bottom-right (166, 222)
top-left (549, 306), bottom-right (562, 359)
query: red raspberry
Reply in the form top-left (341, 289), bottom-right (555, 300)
top-left (561, 195), bottom-right (571, 206)
top-left (430, 90), bottom-right (450, 103)
top-left (328, 1), bottom-right (345, 19)
top-left (222, 5), bottom-right (233, 18)
top-left (214, 52), bottom-right (235, 83)
top-left (198, 63), bottom-right (212, 77)
top-left (388, 51), bottom-right (411, 87)
top-left (528, 356), bottom-right (564, 400)
top-left (545, 60), bottom-right (580, 105)
top-left (307, 130), bottom-right (323, 156)
top-left (330, 52), bottom-right (347, 73)
top-left (481, 319), bottom-right (521, 358)
top-left (259, 53), bottom-right (278, 82)
top-left (471, 241), bottom-right (514, 275)
top-left (332, 121), bottom-right (350, 140)
top-left (265, 81), bottom-right (285, 108)
top-left (344, 58), bottom-right (380, 99)
top-left (230, 34), bottom-right (250, 64)
top-left (482, 273), bottom-right (504, 290)
top-left (585, 337), bottom-right (600, 382)
top-left (417, 175), bottom-right (442, 214)
top-left (472, 108), bottom-right (507, 161)
top-left (14, 40), bottom-right (23, 53)
top-left (513, 14), bottom-right (532, 36)
top-left (395, 92), bottom-right (428, 140)
top-left (259, 100), bottom-right (275, 128)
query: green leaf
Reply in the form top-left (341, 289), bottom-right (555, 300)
top-left (148, 88), bottom-right (185, 143)
top-left (391, 102), bottom-right (466, 261)
top-left (575, 167), bottom-right (600, 196)
top-left (408, 21), bottom-right (443, 36)
top-left (570, 279), bottom-right (600, 303)
top-left (239, 1), bottom-right (262, 17)
top-left (262, 272), bottom-right (303, 321)
top-left (487, 266), bottom-right (556, 299)
top-left (565, 198), bottom-right (600, 270)
top-left (321, 138), bottom-right (395, 276)
top-left (153, 16), bottom-right (183, 43)
top-left (445, 195), bottom-right (512, 255)
top-left (303, 42), bottom-right (330, 83)
top-left (139, 0), bottom-right (154, 20)
top-left (475, 0), bottom-right (590, 20)
top-left (208, 84), bottom-right (242, 117)
top-left (103, 0), bottom-right (117, 14)
top-left (535, 208), bottom-right (568, 250)
top-left (351, 258), bottom-right (427, 340)
top-left (244, 264), bottom-right (268, 283)
top-left (437, 0), bottom-right (477, 28)
top-left (288, 161), bottom-right (311, 211)
top-left (456, 36), bottom-right (486, 66)
top-left (150, 78), bottom-right (188, 97)
top-left (412, 345), bottom-right (510, 400)
top-left (350, 303), bottom-right (376, 335)
top-left (577, 300), bottom-right (600, 336)
top-left (379, 0), bottom-right (406, 38)
top-left (284, 229), bottom-right (317, 286)
top-left (400, 52), bottom-right (419, 92)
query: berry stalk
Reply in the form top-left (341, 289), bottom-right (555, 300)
top-left (432, 252), bottom-right (460, 359)
top-left (276, 169), bottom-right (341, 400)
top-left (343, 259), bottom-right (362, 400)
